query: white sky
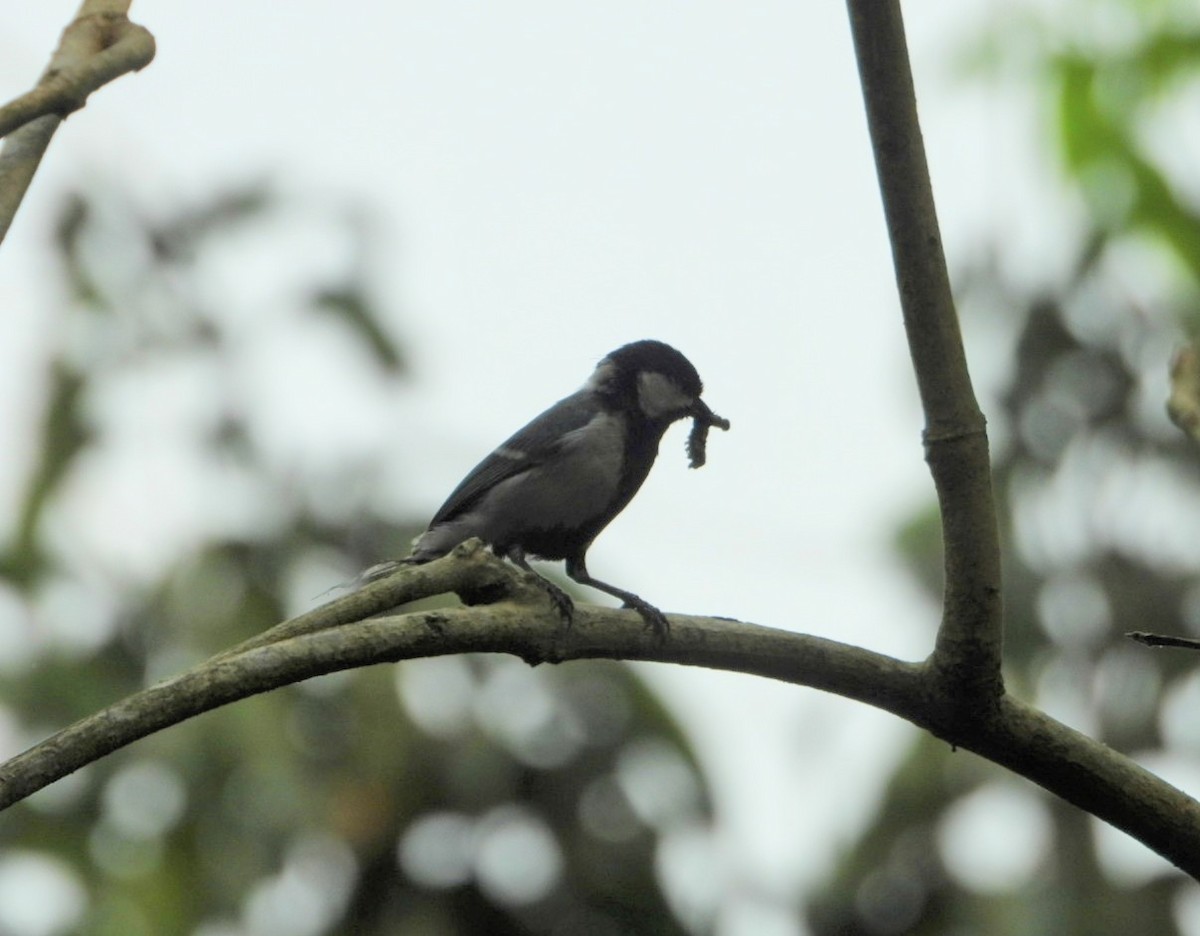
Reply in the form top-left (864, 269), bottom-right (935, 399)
top-left (0, 1), bottom-right (1125, 932)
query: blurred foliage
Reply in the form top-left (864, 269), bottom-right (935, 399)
top-left (810, 2), bottom-right (1200, 934)
top-left (0, 185), bottom-right (715, 935)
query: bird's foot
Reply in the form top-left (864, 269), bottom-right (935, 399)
top-left (623, 597), bottom-right (670, 640)
top-left (529, 576), bottom-right (575, 629)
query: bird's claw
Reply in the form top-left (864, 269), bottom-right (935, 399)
top-left (624, 599), bottom-right (669, 640)
top-left (531, 576), bottom-right (575, 630)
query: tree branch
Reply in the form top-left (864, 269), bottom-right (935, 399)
top-left (0, 0), bottom-right (155, 244)
top-left (1, 543), bottom-right (1198, 877)
top-left (209, 551), bottom-right (515, 661)
top-left (1128, 631), bottom-right (1200, 651)
top-left (846, 0), bottom-right (1003, 702)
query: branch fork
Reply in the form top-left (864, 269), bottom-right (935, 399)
top-left (0, 1), bottom-right (156, 244)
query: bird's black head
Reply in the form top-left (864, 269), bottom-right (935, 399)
top-left (589, 340), bottom-right (701, 418)
top-left (589, 340), bottom-right (730, 464)
top-left (604, 339), bottom-right (704, 398)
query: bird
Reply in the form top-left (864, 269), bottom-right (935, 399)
top-left (403, 339), bottom-right (729, 636)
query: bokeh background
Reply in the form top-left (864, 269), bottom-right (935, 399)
top-left (3, 1), bottom-right (1200, 933)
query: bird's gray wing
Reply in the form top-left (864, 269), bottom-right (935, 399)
top-left (428, 389), bottom-right (601, 526)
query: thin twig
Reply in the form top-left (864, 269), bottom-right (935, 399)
top-left (845, 0), bottom-right (1003, 703)
top-left (209, 548), bottom-right (511, 661)
top-left (0, 1), bottom-right (155, 245)
top-left (1128, 631), bottom-right (1200, 650)
top-left (0, 21), bottom-right (154, 139)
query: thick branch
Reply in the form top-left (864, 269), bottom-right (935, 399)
top-left (1, 545), bottom-right (1199, 878)
top-left (0, 606), bottom-right (923, 815)
top-left (846, 0), bottom-right (1003, 700)
top-left (0, 1), bottom-right (155, 244)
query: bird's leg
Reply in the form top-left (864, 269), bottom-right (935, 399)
top-left (508, 548), bottom-right (575, 628)
top-left (565, 555), bottom-right (669, 638)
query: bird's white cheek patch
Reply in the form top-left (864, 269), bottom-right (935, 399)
top-left (637, 372), bottom-right (692, 420)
